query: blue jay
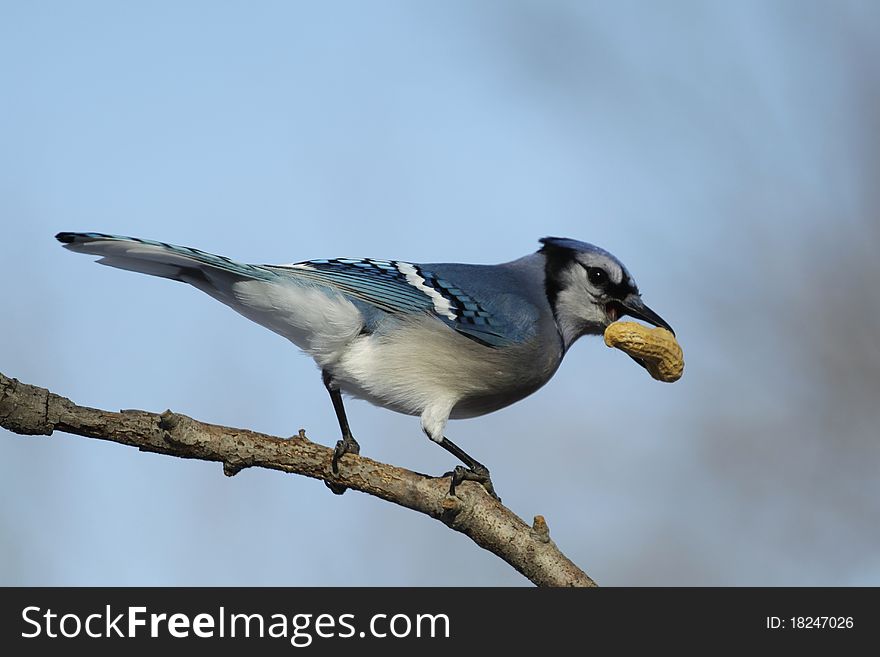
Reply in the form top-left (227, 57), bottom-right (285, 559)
top-left (56, 232), bottom-right (673, 498)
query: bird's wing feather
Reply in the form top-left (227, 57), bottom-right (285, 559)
top-left (56, 233), bottom-right (518, 348)
top-left (269, 259), bottom-right (516, 347)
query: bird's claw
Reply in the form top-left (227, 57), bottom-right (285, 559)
top-left (447, 464), bottom-right (501, 502)
top-left (326, 434), bottom-right (360, 495)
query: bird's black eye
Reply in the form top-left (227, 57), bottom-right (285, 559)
top-left (586, 267), bottom-right (608, 286)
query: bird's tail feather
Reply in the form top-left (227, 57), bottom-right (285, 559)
top-left (55, 232), bottom-right (276, 283)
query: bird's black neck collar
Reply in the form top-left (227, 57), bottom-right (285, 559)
top-left (539, 243), bottom-right (573, 314)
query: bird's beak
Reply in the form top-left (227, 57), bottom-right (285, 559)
top-left (615, 294), bottom-right (674, 336)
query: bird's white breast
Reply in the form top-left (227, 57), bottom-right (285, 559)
top-left (328, 315), bottom-right (561, 421)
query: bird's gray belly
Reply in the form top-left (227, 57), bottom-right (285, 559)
top-left (448, 380), bottom-right (554, 418)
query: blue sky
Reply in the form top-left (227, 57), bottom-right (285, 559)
top-left (2, 0), bottom-right (878, 585)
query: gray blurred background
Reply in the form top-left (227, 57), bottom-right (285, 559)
top-left (1, 0), bottom-right (878, 585)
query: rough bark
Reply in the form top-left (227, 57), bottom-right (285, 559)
top-left (0, 371), bottom-right (596, 587)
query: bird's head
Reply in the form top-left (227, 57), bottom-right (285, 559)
top-left (539, 236), bottom-right (673, 350)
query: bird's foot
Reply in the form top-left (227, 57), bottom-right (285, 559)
top-left (446, 464), bottom-right (501, 502)
top-left (326, 434), bottom-right (360, 495)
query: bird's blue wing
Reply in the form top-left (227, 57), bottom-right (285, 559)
top-left (57, 232), bottom-right (521, 348)
top-left (268, 258), bottom-right (515, 347)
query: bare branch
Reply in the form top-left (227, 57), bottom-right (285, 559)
top-left (0, 371), bottom-right (596, 587)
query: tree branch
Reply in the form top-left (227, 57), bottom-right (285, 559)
top-left (0, 371), bottom-right (596, 587)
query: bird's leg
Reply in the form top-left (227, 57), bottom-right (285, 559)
top-left (322, 370), bottom-right (360, 495)
top-left (439, 436), bottom-right (500, 502)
